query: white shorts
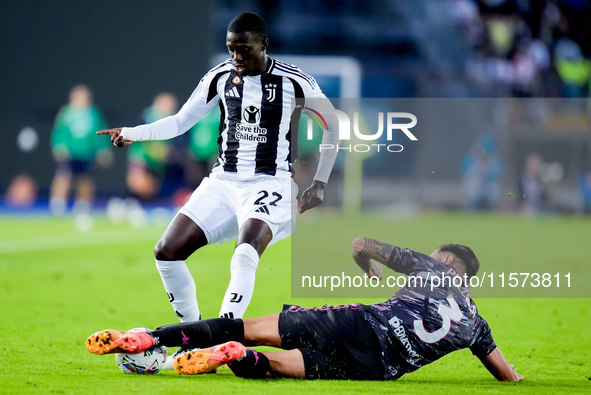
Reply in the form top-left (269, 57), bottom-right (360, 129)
top-left (178, 175), bottom-right (298, 246)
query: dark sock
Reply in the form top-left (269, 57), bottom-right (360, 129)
top-left (228, 349), bottom-right (271, 378)
top-left (152, 318), bottom-right (244, 349)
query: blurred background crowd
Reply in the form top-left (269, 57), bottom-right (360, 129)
top-left (2, 0), bottom-right (591, 229)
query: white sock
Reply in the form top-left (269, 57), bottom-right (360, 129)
top-left (73, 199), bottom-right (91, 216)
top-left (219, 243), bottom-right (259, 319)
top-left (49, 197), bottom-right (66, 217)
top-left (155, 259), bottom-right (200, 322)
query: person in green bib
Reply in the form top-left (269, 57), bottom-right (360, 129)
top-left (50, 84), bottom-right (111, 217)
top-left (127, 92), bottom-right (179, 201)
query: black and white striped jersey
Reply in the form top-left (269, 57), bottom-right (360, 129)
top-left (121, 57), bottom-right (338, 182)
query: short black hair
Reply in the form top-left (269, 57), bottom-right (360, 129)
top-left (227, 12), bottom-right (268, 38)
top-left (438, 243), bottom-right (480, 277)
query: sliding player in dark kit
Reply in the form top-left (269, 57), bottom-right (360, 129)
top-left (87, 237), bottom-right (522, 382)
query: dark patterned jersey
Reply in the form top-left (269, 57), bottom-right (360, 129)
top-left (359, 247), bottom-right (497, 380)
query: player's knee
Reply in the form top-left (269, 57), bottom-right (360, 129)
top-left (154, 239), bottom-right (179, 261)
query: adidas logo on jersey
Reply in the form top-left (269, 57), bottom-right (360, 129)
top-left (255, 205), bottom-right (270, 215)
top-left (226, 86), bottom-right (240, 98)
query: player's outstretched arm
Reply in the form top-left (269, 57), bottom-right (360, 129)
top-left (96, 128), bottom-right (133, 147)
top-left (298, 180), bottom-right (326, 214)
top-left (351, 237), bottom-right (395, 279)
top-left (479, 347), bottom-right (523, 382)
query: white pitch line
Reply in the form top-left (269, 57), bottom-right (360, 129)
top-left (0, 227), bottom-right (160, 255)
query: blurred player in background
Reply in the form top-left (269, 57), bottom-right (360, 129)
top-left (97, 11), bottom-right (339, 350)
top-left (579, 168), bottom-right (591, 215)
top-left (519, 152), bottom-right (548, 215)
top-left (87, 236), bottom-right (523, 382)
top-left (126, 92), bottom-right (179, 203)
top-left (50, 84), bottom-right (112, 220)
top-left (460, 134), bottom-right (503, 211)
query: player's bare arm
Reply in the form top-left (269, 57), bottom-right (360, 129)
top-left (479, 347), bottom-right (523, 382)
top-left (351, 237), bottom-right (394, 279)
top-left (96, 128), bottom-right (132, 147)
top-left (298, 180), bottom-right (325, 214)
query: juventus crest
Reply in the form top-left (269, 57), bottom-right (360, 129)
top-left (265, 83), bottom-right (277, 102)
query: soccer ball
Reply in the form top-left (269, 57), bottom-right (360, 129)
top-left (115, 346), bottom-right (167, 374)
top-left (114, 328), bottom-right (167, 374)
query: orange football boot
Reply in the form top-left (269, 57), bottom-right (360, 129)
top-left (86, 329), bottom-right (156, 355)
top-left (173, 341), bottom-right (246, 375)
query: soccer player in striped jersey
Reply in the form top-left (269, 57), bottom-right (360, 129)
top-left (97, 12), bottom-right (339, 329)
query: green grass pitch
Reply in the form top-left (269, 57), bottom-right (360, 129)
top-left (0, 211), bottom-right (589, 394)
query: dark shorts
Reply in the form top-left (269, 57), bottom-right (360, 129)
top-left (57, 159), bottom-right (93, 175)
top-left (278, 304), bottom-right (384, 380)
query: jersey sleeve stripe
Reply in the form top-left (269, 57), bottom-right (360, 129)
top-left (275, 63), bottom-right (315, 86)
top-left (207, 71), bottom-right (230, 103)
top-left (274, 60), bottom-right (303, 72)
top-left (274, 60), bottom-right (314, 82)
top-left (287, 77), bottom-right (305, 163)
top-left (209, 59), bottom-right (233, 73)
top-left (274, 63), bottom-right (316, 88)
